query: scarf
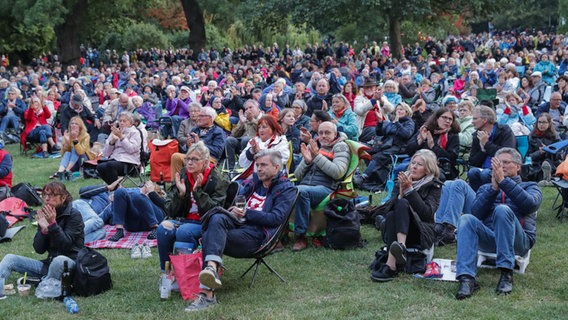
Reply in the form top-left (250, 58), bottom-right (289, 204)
top-left (411, 174), bottom-right (434, 192)
top-left (438, 132), bottom-right (448, 149)
top-left (533, 129), bottom-right (546, 137)
top-left (186, 161), bottom-right (214, 193)
top-left (334, 107), bottom-right (346, 119)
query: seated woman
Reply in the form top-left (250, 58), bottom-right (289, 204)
top-left (278, 108), bottom-right (300, 155)
top-left (236, 115), bottom-right (289, 180)
top-left (524, 112), bottom-right (560, 184)
top-left (457, 100), bottom-right (475, 156)
top-left (329, 94), bottom-right (359, 141)
top-left (0, 182), bottom-right (83, 284)
top-left (210, 96), bottom-right (232, 133)
top-left (383, 80), bottom-right (402, 107)
top-left (354, 103), bottom-right (414, 191)
top-left (157, 142), bottom-right (229, 271)
top-left (97, 111), bottom-right (141, 184)
top-left (370, 149), bottom-right (442, 281)
top-left (51, 116), bottom-right (95, 180)
top-left (291, 99), bottom-right (310, 131)
top-left (106, 181), bottom-right (167, 242)
top-left (496, 92), bottom-right (535, 135)
top-left (405, 107), bottom-right (460, 180)
top-left (21, 96), bottom-right (60, 158)
top-left (177, 102), bottom-right (202, 153)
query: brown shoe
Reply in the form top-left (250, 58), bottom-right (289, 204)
top-left (292, 235), bottom-right (308, 251)
top-left (271, 240), bottom-right (285, 253)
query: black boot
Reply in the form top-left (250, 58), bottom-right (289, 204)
top-left (455, 275), bottom-right (480, 300)
top-left (496, 268), bottom-right (513, 295)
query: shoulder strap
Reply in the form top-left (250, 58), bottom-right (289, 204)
top-left (134, 126), bottom-right (144, 154)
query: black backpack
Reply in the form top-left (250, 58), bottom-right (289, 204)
top-left (11, 183), bottom-right (42, 207)
top-left (73, 247), bottom-right (112, 296)
top-left (323, 198), bottom-right (365, 249)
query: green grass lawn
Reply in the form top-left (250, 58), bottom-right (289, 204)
top-left (0, 143), bottom-right (566, 319)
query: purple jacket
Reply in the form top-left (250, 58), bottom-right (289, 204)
top-left (165, 97), bottom-right (191, 118)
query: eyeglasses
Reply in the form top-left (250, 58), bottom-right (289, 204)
top-left (197, 114), bottom-right (211, 118)
top-left (185, 157), bottom-right (203, 163)
top-left (440, 116), bottom-right (453, 121)
top-left (42, 193), bottom-right (63, 199)
top-left (537, 121), bottom-right (550, 124)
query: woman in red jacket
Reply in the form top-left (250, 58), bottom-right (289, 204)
top-left (21, 96), bottom-right (59, 158)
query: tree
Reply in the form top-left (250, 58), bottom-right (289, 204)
top-left (181, 0), bottom-right (206, 51)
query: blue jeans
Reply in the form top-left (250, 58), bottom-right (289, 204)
top-left (59, 149), bottom-right (81, 171)
top-left (456, 206), bottom-right (531, 278)
top-left (202, 215), bottom-right (264, 267)
top-left (73, 199), bottom-right (106, 243)
top-left (294, 184), bottom-right (333, 235)
top-left (467, 168), bottom-right (492, 192)
top-left (112, 188), bottom-right (165, 232)
top-left (0, 254), bottom-right (75, 282)
top-left (28, 125), bottom-right (53, 143)
top-left (0, 115), bottom-right (20, 134)
top-left (435, 179), bottom-right (476, 228)
top-left (157, 219), bottom-right (202, 270)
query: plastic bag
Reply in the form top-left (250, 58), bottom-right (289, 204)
top-left (169, 252), bottom-right (202, 301)
top-left (35, 277), bottom-right (61, 299)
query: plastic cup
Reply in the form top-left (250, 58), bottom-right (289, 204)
top-left (17, 284), bottom-right (31, 297)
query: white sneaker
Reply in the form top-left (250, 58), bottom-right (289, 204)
top-left (141, 244), bottom-right (152, 259)
top-left (131, 244), bottom-right (142, 259)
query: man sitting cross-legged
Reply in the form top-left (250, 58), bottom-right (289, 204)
top-left (185, 150), bottom-right (297, 312)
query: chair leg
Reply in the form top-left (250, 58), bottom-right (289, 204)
top-left (260, 258), bottom-right (286, 283)
top-left (240, 259), bottom-right (261, 279)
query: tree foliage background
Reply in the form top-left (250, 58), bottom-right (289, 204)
top-left (0, 0), bottom-right (562, 65)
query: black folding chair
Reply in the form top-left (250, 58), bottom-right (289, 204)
top-left (238, 189), bottom-right (299, 288)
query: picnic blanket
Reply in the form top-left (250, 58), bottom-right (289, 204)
top-left (86, 225), bottom-right (157, 249)
top-left (0, 225), bottom-right (26, 243)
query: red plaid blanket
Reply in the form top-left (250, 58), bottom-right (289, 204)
top-left (86, 225), bottom-right (157, 249)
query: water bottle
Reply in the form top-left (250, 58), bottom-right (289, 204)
top-left (60, 261), bottom-right (71, 299)
top-left (63, 296), bottom-right (79, 314)
top-left (160, 262), bottom-right (172, 300)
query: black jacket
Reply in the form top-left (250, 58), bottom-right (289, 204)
top-left (469, 124), bottom-right (516, 168)
top-left (33, 202), bottom-right (84, 273)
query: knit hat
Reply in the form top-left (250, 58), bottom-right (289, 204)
top-left (442, 95), bottom-right (458, 106)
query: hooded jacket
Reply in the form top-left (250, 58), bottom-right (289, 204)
top-left (240, 172), bottom-right (297, 241)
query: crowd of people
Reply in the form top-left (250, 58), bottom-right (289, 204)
top-left (0, 28), bottom-right (563, 309)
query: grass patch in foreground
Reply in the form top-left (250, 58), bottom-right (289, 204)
top-left (0, 143), bottom-right (566, 319)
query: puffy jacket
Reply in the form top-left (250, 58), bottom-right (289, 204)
top-left (33, 202), bottom-right (84, 274)
top-left (472, 176), bottom-right (541, 248)
top-left (375, 116), bottom-right (415, 154)
top-left (240, 172), bottom-right (297, 240)
top-left (295, 135), bottom-right (350, 190)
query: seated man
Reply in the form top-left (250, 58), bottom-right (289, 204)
top-left (60, 93), bottom-right (100, 143)
top-left (0, 87), bottom-right (26, 139)
top-left (467, 105), bottom-right (516, 191)
top-left (292, 121), bottom-right (350, 251)
top-left (186, 150), bottom-right (297, 312)
top-left (225, 99), bottom-right (262, 170)
top-left (455, 148), bottom-right (541, 300)
top-left (170, 106), bottom-right (226, 177)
